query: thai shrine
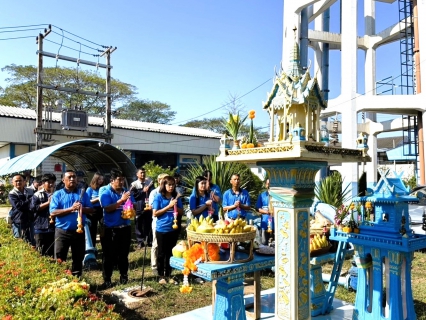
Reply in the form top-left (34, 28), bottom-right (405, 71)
top-left (217, 30), bottom-right (369, 319)
top-left (330, 168), bottom-right (426, 320)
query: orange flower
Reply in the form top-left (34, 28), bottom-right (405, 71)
top-left (248, 110), bottom-right (256, 119)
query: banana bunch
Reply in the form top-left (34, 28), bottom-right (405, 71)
top-left (310, 234), bottom-right (329, 251)
top-left (213, 217), bottom-right (254, 234)
top-left (187, 215), bottom-right (214, 232)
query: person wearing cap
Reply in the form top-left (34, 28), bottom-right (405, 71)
top-left (50, 170), bottom-right (93, 277)
top-left (131, 168), bottom-right (155, 248)
top-left (30, 173), bottom-right (56, 257)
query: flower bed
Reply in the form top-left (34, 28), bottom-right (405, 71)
top-left (0, 220), bottom-right (121, 319)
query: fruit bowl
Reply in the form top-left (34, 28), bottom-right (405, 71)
top-left (186, 229), bottom-right (256, 264)
top-left (310, 244), bottom-right (332, 257)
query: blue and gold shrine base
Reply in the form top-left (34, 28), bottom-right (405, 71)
top-left (259, 161), bottom-right (327, 320)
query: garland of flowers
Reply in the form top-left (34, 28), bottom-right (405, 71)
top-left (180, 242), bottom-right (220, 294)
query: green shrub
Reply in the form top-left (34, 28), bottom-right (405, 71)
top-left (181, 154), bottom-right (263, 206)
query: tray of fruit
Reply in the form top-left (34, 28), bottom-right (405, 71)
top-left (309, 234), bottom-right (331, 257)
top-left (186, 216), bottom-right (257, 243)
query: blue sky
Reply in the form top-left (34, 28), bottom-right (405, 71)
top-left (0, 0), bottom-right (402, 128)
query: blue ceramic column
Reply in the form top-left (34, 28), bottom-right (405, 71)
top-left (259, 161), bottom-right (327, 320)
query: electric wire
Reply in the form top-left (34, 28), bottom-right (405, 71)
top-left (170, 77), bottom-right (272, 125)
top-left (44, 39), bottom-right (97, 57)
top-left (51, 30), bottom-right (102, 52)
top-left (0, 27), bottom-right (46, 34)
top-left (51, 24), bottom-right (106, 48)
top-left (0, 36), bottom-right (35, 41)
top-left (0, 24), bottom-right (49, 29)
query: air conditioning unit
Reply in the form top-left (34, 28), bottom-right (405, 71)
top-left (61, 110), bottom-right (88, 131)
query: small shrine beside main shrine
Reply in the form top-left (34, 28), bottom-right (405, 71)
top-left (330, 168), bottom-right (426, 320)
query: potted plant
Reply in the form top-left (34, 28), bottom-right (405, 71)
top-left (224, 112), bottom-right (247, 150)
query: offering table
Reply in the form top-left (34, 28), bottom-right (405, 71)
top-left (170, 252), bottom-right (275, 320)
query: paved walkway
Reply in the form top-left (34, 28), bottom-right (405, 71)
top-left (0, 206), bottom-right (10, 219)
top-left (162, 288), bottom-right (354, 320)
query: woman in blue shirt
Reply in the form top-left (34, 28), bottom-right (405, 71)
top-left (189, 176), bottom-right (213, 219)
top-left (152, 175), bottom-right (183, 284)
top-left (86, 172), bottom-right (104, 249)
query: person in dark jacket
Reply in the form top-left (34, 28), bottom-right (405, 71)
top-left (30, 173), bottom-right (56, 257)
top-left (8, 173), bottom-right (34, 245)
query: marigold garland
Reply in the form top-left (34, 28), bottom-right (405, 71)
top-left (180, 242), bottom-right (220, 294)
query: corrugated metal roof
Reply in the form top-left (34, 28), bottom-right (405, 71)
top-left (0, 105), bottom-right (221, 139)
top-left (0, 139), bottom-right (137, 181)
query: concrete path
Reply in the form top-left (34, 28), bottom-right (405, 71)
top-left (0, 206), bottom-right (10, 219)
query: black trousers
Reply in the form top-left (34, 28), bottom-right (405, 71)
top-left (135, 209), bottom-right (153, 245)
top-left (54, 228), bottom-right (85, 277)
top-left (35, 232), bottom-right (55, 257)
top-left (88, 206), bottom-right (103, 248)
top-left (102, 225), bottom-right (131, 281)
top-left (156, 230), bottom-right (179, 278)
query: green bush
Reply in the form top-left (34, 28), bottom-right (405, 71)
top-left (181, 154), bottom-right (263, 206)
top-left (0, 221), bottom-right (122, 319)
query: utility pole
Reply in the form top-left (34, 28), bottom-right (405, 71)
top-left (35, 25), bottom-right (51, 151)
top-left (101, 46), bottom-right (117, 144)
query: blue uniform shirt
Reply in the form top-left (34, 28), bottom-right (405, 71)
top-left (86, 187), bottom-right (101, 207)
top-left (50, 188), bottom-right (92, 231)
top-left (99, 184), bottom-right (135, 228)
top-left (256, 191), bottom-right (273, 230)
top-left (189, 193), bottom-right (210, 218)
top-left (153, 194), bottom-right (183, 232)
top-left (222, 188), bottom-right (250, 219)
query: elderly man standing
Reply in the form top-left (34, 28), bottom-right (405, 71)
top-left (50, 170), bottom-right (93, 277)
top-left (9, 173), bottom-right (34, 244)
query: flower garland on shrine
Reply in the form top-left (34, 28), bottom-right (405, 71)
top-left (180, 242), bottom-right (220, 294)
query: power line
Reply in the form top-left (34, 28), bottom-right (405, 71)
top-left (0, 36), bottom-right (35, 41)
top-left (51, 30), bottom-right (102, 52)
top-left (51, 24), bottom-right (107, 48)
top-left (171, 77), bottom-right (272, 125)
top-left (44, 39), bottom-right (97, 57)
top-left (0, 24), bottom-right (49, 30)
top-left (0, 27), bottom-right (45, 34)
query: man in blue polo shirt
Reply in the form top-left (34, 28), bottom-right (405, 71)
top-left (99, 168), bottom-right (135, 288)
top-left (50, 170), bottom-right (93, 277)
top-left (222, 173), bottom-right (251, 220)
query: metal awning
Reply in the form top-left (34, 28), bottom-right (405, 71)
top-left (0, 139), bottom-right (137, 182)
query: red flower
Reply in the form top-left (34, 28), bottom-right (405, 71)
top-left (65, 269), bottom-right (72, 275)
top-left (2, 315), bottom-right (13, 320)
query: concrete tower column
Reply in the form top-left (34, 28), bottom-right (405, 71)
top-left (364, 0), bottom-right (378, 184)
top-left (340, 0), bottom-right (359, 196)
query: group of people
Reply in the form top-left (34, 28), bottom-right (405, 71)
top-left (7, 166), bottom-right (274, 287)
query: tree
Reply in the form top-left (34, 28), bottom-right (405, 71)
top-left (222, 92), bottom-right (245, 115)
top-left (0, 64), bottom-right (137, 114)
top-left (114, 99), bottom-right (176, 124)
top-left (181, 117), bottom-right (225, 133)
